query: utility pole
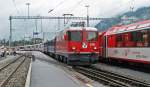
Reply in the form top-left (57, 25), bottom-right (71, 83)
top-left (35, 19), bottom-right (38, 44)
top-left (40, 19), bottom-right (44, 42)
top-left (85, 5), bottom-right (90, 27)
top-left (42, 32), bottom-right (45, 42)
top-left (26, 3), bottom-right (30, 17)
top-left (9, 16), bottom-right (12, 48)
top-left (130, 6), bottom-right (134, 23)
top-left (130, 0), bottom-right (134, 23)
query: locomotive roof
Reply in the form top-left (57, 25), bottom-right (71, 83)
top-left (66, 27), bottom-right (98, 31)
top-left (105, 20), bottom-right (150, 35)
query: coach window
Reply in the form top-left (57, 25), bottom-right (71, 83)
top-left (116, 34), bottom-right (124, 47)
top-left (131, 31), bottom-right (137, 42)
top-left (142, 29), bottom-right (149, 47)
top-left (116, 34), bottom-right (123, 42)
top-left (131, 31), bottom-right (144, 42)
top-left (137, 31), bottom-right (144, 42)
top-left (124, 33), bottom-right (129, 41)
top-left (136, 30), bottom-right (145, 47)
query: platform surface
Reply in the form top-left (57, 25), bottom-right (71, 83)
top-left (30, 51), bottom-right (95, 87)
top-left (30, 59), bottom-right (82, 87)
top-left (30, 51), bottom-right (105, 87)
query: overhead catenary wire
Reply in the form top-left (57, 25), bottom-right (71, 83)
top-left (68, 0), bottom-right (84, 13)
top-left (48, 0), bottom-right (70, 15)
top-left (11, 0), bottom-right (20, 15)
top-left (47, 0), bottom-right (71, 36)
top-left (64, 0), bottom-right (85, 27)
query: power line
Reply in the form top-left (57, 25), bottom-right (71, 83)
top-left (11, 0), bottom-right (20, 15)
top-left (62, 0), bottom-right (85, 26)
top-left (68, 0), bottom-right (84, 13)
top-left (48, 0), bottom-right (69, 15)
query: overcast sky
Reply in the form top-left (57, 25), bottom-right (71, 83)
top-left (0, 0), bottom-right (150, 40)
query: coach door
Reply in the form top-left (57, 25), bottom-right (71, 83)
top-left (102, 36), bottom-right (108, 58)
top-left (54, 37), bottom-right (56, 54)
top-left (148, 30), bottom-right (150, 46)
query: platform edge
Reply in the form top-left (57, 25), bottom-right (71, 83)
top-left (25, 58), bottom-right (32, 87)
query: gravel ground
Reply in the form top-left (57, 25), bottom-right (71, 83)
top-left (0, 55), bottom-right (31, 87)
top-left (0, 57), bottom-right (25, 86)
top-left (4, 57), bottom-right (31, 87)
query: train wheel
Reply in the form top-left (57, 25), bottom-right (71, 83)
top-left (64, 57), bottom-right (67, 64)
top-left (66, 58), bottom-right (69, 65)
top-left (60, 56), bottom-right (63, 62)
top-left (55, 55), bottom-right (59, 60)
top-left (62, 56), bottom-right (64, 62)
top-left (58, 55), bottom-right (61, 61)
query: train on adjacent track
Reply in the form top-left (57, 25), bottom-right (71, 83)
top-left (19, 20), bottom-right (150, 66)
top-left (99, 20), bottom-right (150, 66)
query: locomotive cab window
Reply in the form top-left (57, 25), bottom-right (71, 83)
top-left (67, 31), bottom-right (82, 41)
top-left (87, 31), bottom-right (98, 41)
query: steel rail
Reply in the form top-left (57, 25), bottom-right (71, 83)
top-left (0, 55), bottom-right (23, 72)
top-left (91, 67), bottom-right (150, 87)
top-left (0, 56), bottom-right (26, 87)
top-left (74, 67), bottom-right (150, 87)
top-left (75, 67), bottom-right (129, 87)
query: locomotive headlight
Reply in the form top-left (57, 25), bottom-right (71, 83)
top-left (72, 46), bottom-right (76, 50)
top-left (93, 47), bottom-right (97, 50)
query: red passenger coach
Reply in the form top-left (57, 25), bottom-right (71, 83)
top-left (100, 20), bottom-right (150, 65)
top-left (51, 27), bottom-right (99, 65)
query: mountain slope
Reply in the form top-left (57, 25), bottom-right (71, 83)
top-left (95, 6), bottom-right (150, 31)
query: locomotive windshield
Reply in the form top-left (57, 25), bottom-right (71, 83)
top-left (68, 31), bottom-right (82, 41)
top-left (87, 31), bottom-right (98, 41)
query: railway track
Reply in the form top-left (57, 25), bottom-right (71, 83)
top-left (0, 55), bottom-right (31, 87)
top-left (74, 66), bottom-right (150, 87)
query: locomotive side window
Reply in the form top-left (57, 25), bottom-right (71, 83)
top-left (68, 31), bottom-right (82, 41)
top-left (87, 31), bottom-right (98, 41)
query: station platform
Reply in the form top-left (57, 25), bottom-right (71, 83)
top-left (30, 51), bottom-right (104, 87)
top-left (30, 59), bottom-right (81, 87)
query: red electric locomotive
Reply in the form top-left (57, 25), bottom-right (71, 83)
top-left (49, 26), bottom-right (99, 65)
top-left (99, 20), bottom-right (150, 65)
